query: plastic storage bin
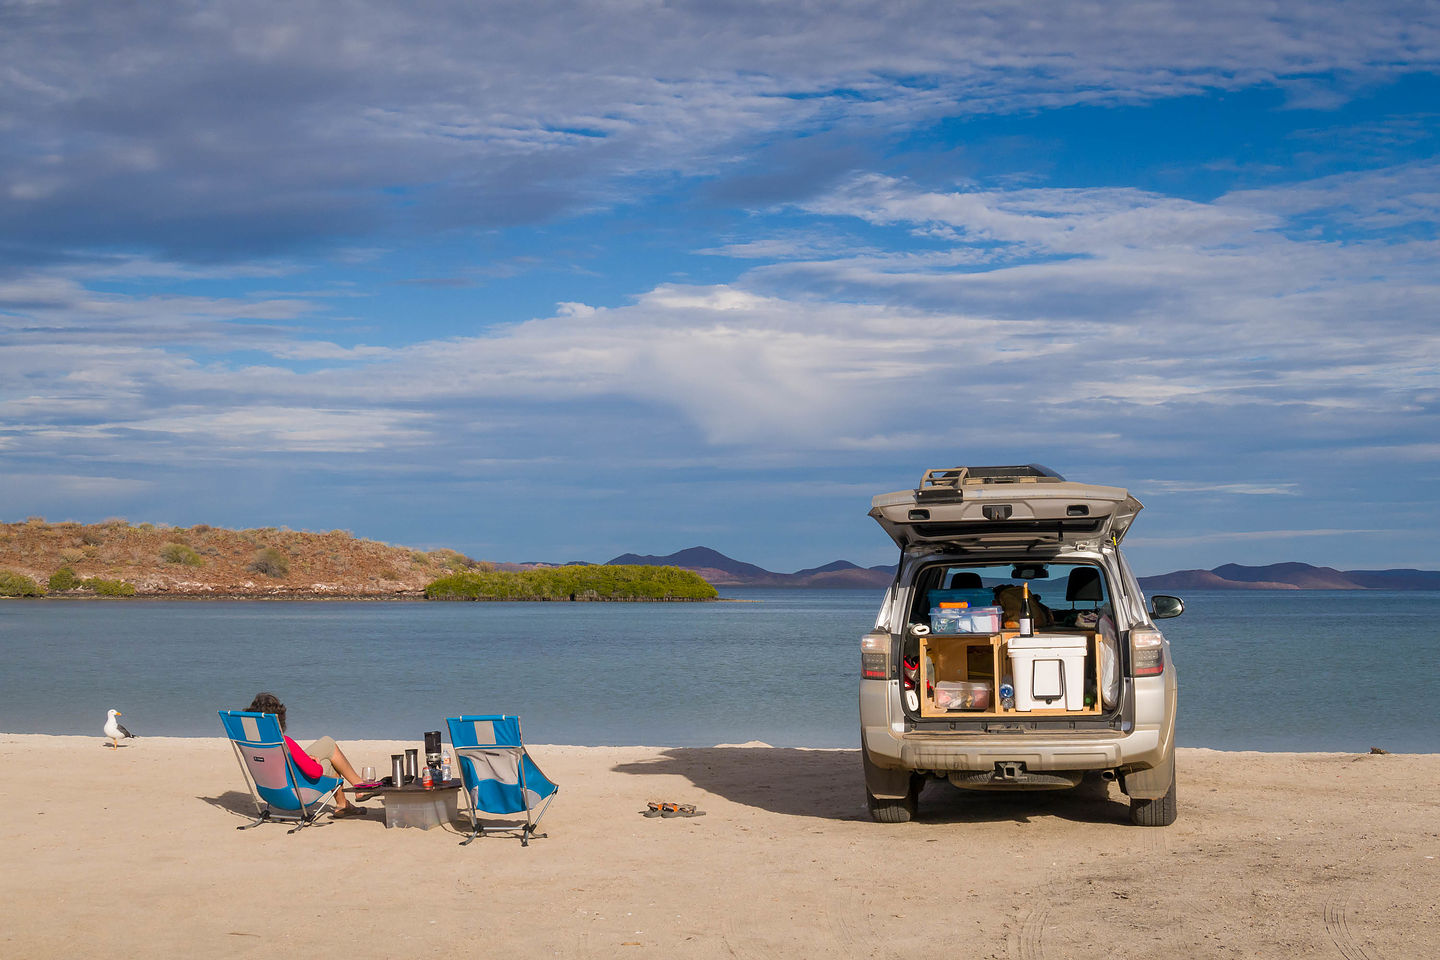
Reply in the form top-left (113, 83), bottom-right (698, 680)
top-left (383, 789), bottom-right (460, 830)
top-left (927, 588), bottom-right (994, 609)
top-left (958, 606), bottom-right (1001, 633)
top-left (1006, 634), bottom-right (1088, 711)
top-left (934, 680), bottom-right (991, 711)
top-left (930, 605), bottom-right (1002, 634)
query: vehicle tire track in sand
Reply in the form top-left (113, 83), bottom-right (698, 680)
top-left (720, 906), bottom-right (780, 960)
top-left (1144, 822), bottom-right (1176, 854)
top-left (1324, 893), bottom-right (1375, 960)
top-left (819, 893), bottom-right (871, 959)
top-left (1010, 904), bottom-right (1050, 960)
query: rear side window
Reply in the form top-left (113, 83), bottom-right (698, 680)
top-left (1114, 551), bottom-right (1148, 627)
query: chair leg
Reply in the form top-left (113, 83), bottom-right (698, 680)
top-left (287, 815), bottom-right (330, 835)
top-left (235, 807), bottom-right (333, 834)
top-left (237, 810), bottom-right (272, 830)
top-left (458, 800), bottom-right (484, 845)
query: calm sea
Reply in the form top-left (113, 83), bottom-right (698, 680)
top-left (1, 589), bottom-right (1435, 752)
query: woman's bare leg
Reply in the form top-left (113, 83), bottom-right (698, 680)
top-left (329, 744), bottom-right (361, 784)
top-left (324, 745), bottom-right (363, 811)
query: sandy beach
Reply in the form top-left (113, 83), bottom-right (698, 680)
top-left (2, 735), bottom-right (1436, 959)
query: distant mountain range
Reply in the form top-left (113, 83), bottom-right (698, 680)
top-left (1137, 562), bottom-right (1440, 591)
top-left (605, 546), bottom-right (897, 588)
top-left (593, 550), bottom-right (1440, 592)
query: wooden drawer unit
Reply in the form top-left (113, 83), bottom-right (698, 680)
top-left (918, 632), bottom-right (1104, 718)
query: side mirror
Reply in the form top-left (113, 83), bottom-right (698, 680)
top-left (1151, 595), bottom-right (1184, 620)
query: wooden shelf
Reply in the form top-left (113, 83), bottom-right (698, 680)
top-left (917, 631), bottom-right (1103, 718)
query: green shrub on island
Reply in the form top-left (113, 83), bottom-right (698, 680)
top-left (0, 570), bottom-right (45, 596)
top-left (82, 577), bottom-right (137, 596)
top-left (36, 566), bottom-right (134, 596)
top-left (424, 564), bottom-right (717, 601)
top-left (248, 547), bottom-right (290, 578)
top-left (160, 542), bottom-right (205, 566)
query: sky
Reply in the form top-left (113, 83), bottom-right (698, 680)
top-left (2, 0), bottom-right (1438, 575)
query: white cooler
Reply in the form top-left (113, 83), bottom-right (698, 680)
top-left (1007, 634), bottom-right (1088, 711)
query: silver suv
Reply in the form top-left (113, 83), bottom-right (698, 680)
top-left (859, 465), bottom-right (1181, 826)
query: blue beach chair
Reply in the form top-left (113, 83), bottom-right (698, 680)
top-left (219, 710), bottom-right (342, 833)
top-left (446, 715), bottom-right (557, 846)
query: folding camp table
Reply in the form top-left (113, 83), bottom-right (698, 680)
top-left (351, 779), bottom-right (464, 830)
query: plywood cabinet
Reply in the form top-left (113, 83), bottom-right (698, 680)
top-left (917, 631), bottom-right (1104, 718)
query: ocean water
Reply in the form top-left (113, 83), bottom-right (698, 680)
top-left (0, 589), bottom-right (1436, 752)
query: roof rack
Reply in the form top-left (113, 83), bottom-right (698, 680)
top-left (915, 464), bottom-right (1064, 503)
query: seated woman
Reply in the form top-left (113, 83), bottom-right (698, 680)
top-left (246, 692), bottom-right (367, 819)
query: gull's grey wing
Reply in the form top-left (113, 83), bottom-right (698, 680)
top-left (118, 723), bottom-right (135, 738)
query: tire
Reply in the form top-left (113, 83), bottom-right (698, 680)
top-left (1129, 771), bottom-right (1177, 827)
top-left (867, 775), bottom-right (921, 823)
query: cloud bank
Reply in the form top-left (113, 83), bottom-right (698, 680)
top-left (3, 1), bottom-right (1439, 568)
top-left (3, 0), bottom-right (1438, 257)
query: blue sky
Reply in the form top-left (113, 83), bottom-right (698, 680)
top-left (2, 1), bottom-right (1439, 574)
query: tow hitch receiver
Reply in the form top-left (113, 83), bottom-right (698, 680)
top-left (994, 761), bottom-right (1025, 780)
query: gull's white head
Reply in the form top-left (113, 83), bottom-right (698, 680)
top-left (108, 709), bottom-right (121, 718)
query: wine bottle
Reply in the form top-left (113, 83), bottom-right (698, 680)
top-left (1018, 583), bottom-right (1034, 636)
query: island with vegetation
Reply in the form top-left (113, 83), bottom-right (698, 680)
top-left (425, 564), bottom-right (715, 601)
top-left (0, 517), bottom-right (716, 601)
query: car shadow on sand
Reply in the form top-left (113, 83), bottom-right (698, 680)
top-left (913, 776), bottom-right (1132, 826)
top-left (611, 747), bottom-right (1132, 825)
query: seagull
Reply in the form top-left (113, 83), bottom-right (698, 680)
top-left (104, 709), bottom-right (136, 749)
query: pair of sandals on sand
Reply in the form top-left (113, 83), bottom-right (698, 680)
top-left (642, 801), bottom-right (705, 818)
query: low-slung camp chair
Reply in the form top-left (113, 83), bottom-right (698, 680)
top-left (219, 710), bottom-right (341, 833)
top-left (446, 715), bottom-right (557, 846)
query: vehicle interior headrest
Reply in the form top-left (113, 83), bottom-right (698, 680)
top-left (1065, 567), bottom-right (1103, 602)
top-left (947, 571), bottom-right (983, 589)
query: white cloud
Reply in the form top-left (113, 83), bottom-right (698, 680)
top-left (0, 474), bottom-right (154, 498)
top-left (2, 2), bottom-right (1438, 252)
top-left (1, 149), bottom-right (1438, 538)
top-left (696, 232), bottom-right (879, 261)
top-left (117, 406), bottom-right (433, 453)
top-left (802, 175), bottom-right (1276, 254)
top-left (4, 161), bottom-right (1439, 461)
top-left (1127, 528), bottom-right (1391, 546)
top-left (1137, 481), bottom-right (1301, 496)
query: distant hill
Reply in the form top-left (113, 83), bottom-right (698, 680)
top-left (1140, 562), bottom-right (1440, 591)
top-left (607, 546), bottom-right (895, 588)
top-left (0, 518), bottom-right (468, 597)
top-left (608, 550), bottom-right (1440, 592)
top-left (1342, 569), bottom-right (1440, 589)
top-left (609, 546), bottom-right (776, 582)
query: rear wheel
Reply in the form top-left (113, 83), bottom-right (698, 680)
top-left (867, 774), bottom-right (922, 823)
top-left (1129, 772), bottom-right (1177, 826)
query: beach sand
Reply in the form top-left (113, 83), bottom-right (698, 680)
top-left (2, 735), bottom-right (1435, 959)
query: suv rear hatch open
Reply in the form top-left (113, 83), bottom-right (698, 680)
top-left (869, 464), bottom-right (1142, 551)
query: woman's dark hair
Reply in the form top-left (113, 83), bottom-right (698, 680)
top-left (246, 692), bottom-right (287, 731)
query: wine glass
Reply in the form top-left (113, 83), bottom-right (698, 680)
top-left (360, 765), bottom-right (375, 785)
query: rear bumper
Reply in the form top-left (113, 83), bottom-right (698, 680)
top-left (864, 725), bottom-right (1162, 773)
top-left (860, 675), bottom-right (1175, 796)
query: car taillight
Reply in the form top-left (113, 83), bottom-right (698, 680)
top-left (1130, 626), bottom-right (1165, 677)
top-left (860, 631), bottom-right (894, 680)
